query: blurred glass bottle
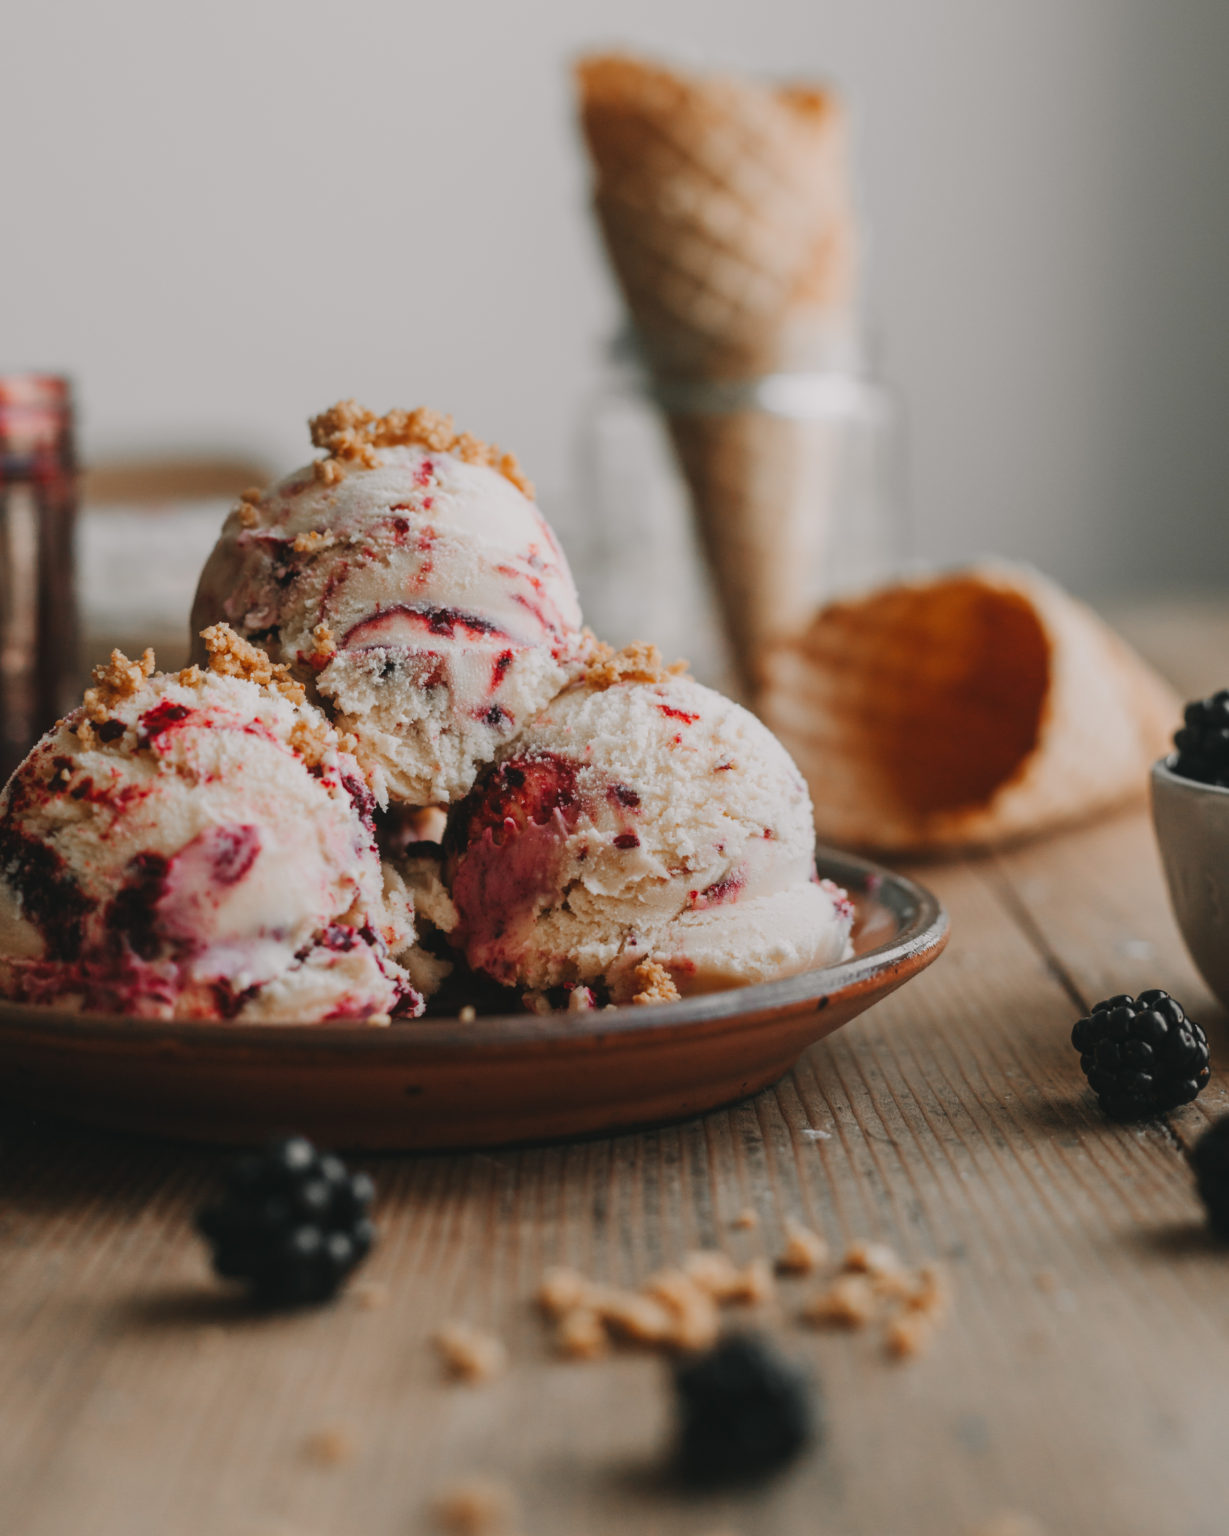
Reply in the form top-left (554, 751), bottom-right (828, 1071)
top-left (574, 326), bottom-right (903, 698)
top-left (0, 375), bottom-right (79, 781)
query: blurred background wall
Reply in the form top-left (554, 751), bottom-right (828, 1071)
top-left (5, 0), bottom-right (1228, 596)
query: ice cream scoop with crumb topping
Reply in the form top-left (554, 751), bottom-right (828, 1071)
top-left (438, 645), bottom-right (854, 1002)
top-left (0, 628), bottom-right (425, 1022)
top-left (190, 403), bottom-right (587, 808)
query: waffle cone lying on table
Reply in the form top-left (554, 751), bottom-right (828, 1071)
top-left (758, 564), bottom-right (1178, 855)
top-left (575, 52), bottom-right (858, 688)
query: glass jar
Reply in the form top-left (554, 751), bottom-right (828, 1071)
top-left (0, 375), bottom-right (79, 780)
top-left (571, 330), bottom-right (903, 698)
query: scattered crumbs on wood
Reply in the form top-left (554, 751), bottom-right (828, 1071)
top-left (434, 1322), bottom-right (509, 1383)
top-left (432, 1475), bottom-right (518, 1534)
top-left (731, 1206), bottom-right (759, 1229)
top-left (536, 1266), bottom-right (590, 1317)
top-left (302, 1426), bottom-right (356, 1467)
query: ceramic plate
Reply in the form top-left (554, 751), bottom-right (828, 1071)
top-left (0, 848), bottom-right (947, 1149)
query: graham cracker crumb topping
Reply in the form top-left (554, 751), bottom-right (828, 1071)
top-left (630, 959), bottom-right (681, 1005)
top-left (584, 641), bottom-right (688, 691)
top-left (293, 529), bottom-right (339, 554)
top-left (199, 623), bottom-right (306, 704)
top-left (237, 502), bottom-right (260, 528)
top-left (81, 648), bottom-right (156, 725)
top-left (307, 400), bottom-right (535, 499)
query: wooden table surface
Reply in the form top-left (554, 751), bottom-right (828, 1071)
top-left (4, 602), bottom-right (1229, 1536)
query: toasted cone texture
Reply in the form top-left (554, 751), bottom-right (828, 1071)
top-left (666, 410), bottom-right (836, 683)
top-left (575, 52), bottom-right (858, 691)
top-left (757, 565), bottom-right (1180, 853)
top-left (575, 52), bottom-right (855, 380)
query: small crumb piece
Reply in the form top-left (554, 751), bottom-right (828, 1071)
top-left (730, 1256), bottom-right (775, 1306)
top-left (536, 1267), bottom-right (592, 1318)
top-left (590, 1288), bottom-right (675, 1346)
top-left (237, 501), bottom-right (260, 528)
top-left (776, 1219), bottom-right (829, 1274)
top-left (629, 959), bottom-right (681, 1006)
top-left (458, 1004), bottom-right (477, 1024)
top-left (731, 1206), bottom-right (759, 1230)
top-left (904, 1264), bottom-right (951, 1323)
top-left (567, 985), bottom-right (597, 1011)
top-left (432, 1476), bottom-right (517, 1535)
top-left (884, 1310), bottom-right (937, 1359)
top-left (352, 1279), bottom-right (389, 1311)
top-left (642, 1269), bottom-right (720, 1351)
top-left (556, 1308), bottom-right (608, 1360)
top-left (801, 1274), bottom-right (878, 1329)
top-left (434, 1322), bottom-right (508, 1383)
top-left (302, 1426), bottom-right (355, 1467)
top-left (683, 1250), bottom-right (742, 1299)
top-left (315, 457), bottom-right (344, 486)
top-left (842, 1240), bottom-right (903, 1277)
top-left (584, 640), bottom-right (688, 691)
top-left (200, 622), bottom-right (305, 703)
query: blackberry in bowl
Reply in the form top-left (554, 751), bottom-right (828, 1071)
top-left (1152, 693), bottom-right (1229, 1011)
top-left (1172, 690), bottom-right (1229, 787)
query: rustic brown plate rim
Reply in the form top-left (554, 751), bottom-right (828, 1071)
top-left (0, 846), bottom-right (946, 1052)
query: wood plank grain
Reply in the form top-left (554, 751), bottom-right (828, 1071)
top-left (3, 842), bottom-right (1228, 1536)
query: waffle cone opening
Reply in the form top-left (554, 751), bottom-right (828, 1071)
top-left (854, 580), bottom-right (1051, 817)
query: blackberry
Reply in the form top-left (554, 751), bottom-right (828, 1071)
top-left (1172, 689), bottom-right (1229, 787)
top-left (196, 1136), bottom-right (375, 1307)
top-left (1192, 1116), bottom-right (1229, 1238)
top-left (673, 1333), bottom-right (816, 1485)
top-left (1071, 990), bottom-right (1210, 1121)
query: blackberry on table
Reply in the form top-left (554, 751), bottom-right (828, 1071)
top-left (673, 1333), bottom-right (816, 1485)
top-left (1172, 689), bottom-right (1229, 787)
top-left (1071, 990), bottom-right (1210, 1122)
top-left (1192, 1116), bottom-right (1229, 1238)
top-left (196, 1135), bottom-right (375, 1308)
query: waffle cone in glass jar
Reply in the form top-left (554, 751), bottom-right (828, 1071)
top-left (576, 54), bottom-right (857, 689)
top-left (757, 564), bottom-right (1179, 854)
top-left (664, 407), bottom-right (837, 684)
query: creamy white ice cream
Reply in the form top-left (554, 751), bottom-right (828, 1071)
top-left (440, 645), bottom-right (853, 1001)
top-left (0, 629), bottom-right (423, 1022)
top-left (191, 404), bottom-right (587, 808)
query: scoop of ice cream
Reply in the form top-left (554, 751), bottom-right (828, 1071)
top-left (191, 403), bottom-right (586, 808)
top-left (0, 628), bottom-right (424, 1022)
top-left (440, 644), bottom-right (853, 1001)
